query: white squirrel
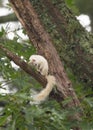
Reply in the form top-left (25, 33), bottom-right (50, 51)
top-left (28, 55), bottom-right (56, 104)
top-left (29, 55), bottom-right (48, 76)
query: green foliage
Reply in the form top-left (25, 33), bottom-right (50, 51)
top-left (0, 27), bottom-right (6, 37)
top-left (1, 89), bottom-right (93, 130)
top-left (75, 0), bottom-right (93, 14)
top-left (65, 0), bottom-right (79, 14)
top-left (66, 68), bottom-right (93, 129)
top-left (0, 93), bottom-right (81, 130)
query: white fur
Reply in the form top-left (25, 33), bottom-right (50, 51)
top-left (32, 75), bottom-right (56, 103)
top-left (29, 55), bottom-right (48, 76)
top-left (28, 55), bottom-right (56, 104)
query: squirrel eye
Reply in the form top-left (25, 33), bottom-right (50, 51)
top-left (32, 59), bottom-right (36, 62)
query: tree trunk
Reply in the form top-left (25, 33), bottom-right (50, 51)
top-left (30, 0), bottom-right (93, 88)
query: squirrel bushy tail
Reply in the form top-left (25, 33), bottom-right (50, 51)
top-left (32, 75), bottom-right (56, 103)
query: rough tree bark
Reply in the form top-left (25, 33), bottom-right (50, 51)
top-left (8, 0), bottom-right (83, 125)
top-left (31, 0), bottom-right (93, 88)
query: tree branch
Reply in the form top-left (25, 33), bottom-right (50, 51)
top-left (0, 13), bottom-right (17, 24)
top-left (0, 44), bottom-right (47, 87)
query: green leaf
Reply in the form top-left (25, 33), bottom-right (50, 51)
top-left (0, 27), bottom-right (6, 37)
